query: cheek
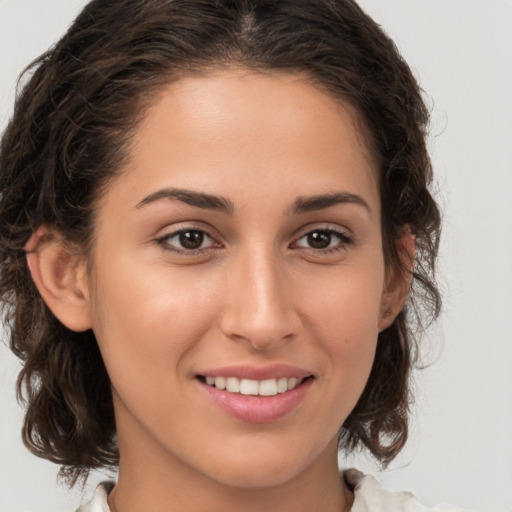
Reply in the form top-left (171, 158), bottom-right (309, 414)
top-left (87, 260), bottom-right (223, 389)
top-left (300, 262), bottom-right (384, 389)
top-left (303, 261), bottom-right (384, 336)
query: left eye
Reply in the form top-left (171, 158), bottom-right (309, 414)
top-left (159, 229), bottom-right (216, 251)
top-left (294, 229), bottom-right (351, 250)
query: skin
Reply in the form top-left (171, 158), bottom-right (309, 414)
top-left (27, 68), bottom-right (408, 512)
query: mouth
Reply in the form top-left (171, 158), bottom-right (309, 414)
top-left (195, 367), bottom-right (314, 423)
top-left (197, 375), bottom-right (312, 396)
top-left (195, 365), bottom-right (314, 422)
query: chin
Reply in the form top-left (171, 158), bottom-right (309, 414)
top-left (212, 464), bottom-right (301, 490)
top-left (200, 444), bottom-right (318, 490)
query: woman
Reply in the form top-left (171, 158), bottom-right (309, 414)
top-left (0, 0), bottom-right (454, 510)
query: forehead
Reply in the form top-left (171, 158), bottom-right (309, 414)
top-left (112, 67), bottom-right (379, 212)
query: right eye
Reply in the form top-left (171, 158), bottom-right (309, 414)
top-left (157, 229), bottom-right (219, 254)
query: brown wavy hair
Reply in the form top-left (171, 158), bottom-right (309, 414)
top-left (0, 0), bottom-right (440, 485)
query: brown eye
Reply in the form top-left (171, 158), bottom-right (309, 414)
top-left (179, 230), bottom-right (205, 249)
top-left (294, 229), bottom-right (352, 252)
top-left (158, 229), bottom-right (217, 253)
top-left (307, 231), bottom-right (332, 249)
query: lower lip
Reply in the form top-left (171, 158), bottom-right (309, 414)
top-left (198, 378), bottom-right (313, 423)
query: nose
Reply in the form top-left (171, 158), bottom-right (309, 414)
top-left (219, 248), bottom-right (300, 351)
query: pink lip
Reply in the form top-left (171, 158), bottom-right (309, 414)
top-left (196, 364), bottom-right (314, 423)
top-left (198, 363), bottom-right (312, 380)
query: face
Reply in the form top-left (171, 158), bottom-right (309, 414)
top-left (81, 68), bottom-right (392, 489)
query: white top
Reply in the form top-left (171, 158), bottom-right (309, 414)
top-left (76, 469), bottom-right (468, 512)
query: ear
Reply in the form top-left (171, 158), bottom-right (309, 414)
top-left (378, 232), bottom-right (415, 332)
top-left (25, 225), bottom-right (92, 332)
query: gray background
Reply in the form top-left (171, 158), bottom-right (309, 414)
top-left (1, 1), bottom-right (511, 510)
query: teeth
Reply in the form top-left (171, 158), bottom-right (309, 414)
top-left (277, 377), bottom-right (288, 393)
top-left (204, 376), bottom-right (305, 395)
top-left (259, 379), bottom-right (278, 396)
top-left (226, 377), bottom-right (240, 393)
top-left (214, 377), bottom-right (226, 390)
top-left (288, 377), bottom-right (298, 389)
top-left (239, 379), bottom-right (259, 395)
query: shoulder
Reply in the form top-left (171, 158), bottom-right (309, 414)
top-left (75, 482), bottom-right (114, 512)
top-left (343, 469), bottom-right (470, 512)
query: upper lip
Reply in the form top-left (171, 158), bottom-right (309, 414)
top-left (197, 364), bottom-right (313, 381)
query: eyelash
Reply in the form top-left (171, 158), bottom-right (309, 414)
top-left (155, 227), bottom-right (353, 256)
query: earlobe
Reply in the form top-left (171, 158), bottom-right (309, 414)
top-left (25, 225), bottom-right (92, 332)
top-left (378, 232), bottom-right (415, 332)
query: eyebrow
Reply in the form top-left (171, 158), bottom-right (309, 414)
top-left (291, 191), bottom-right (372, 215)
top-left (135, 187), bottom-right (370, 216)
top-left (135, 188), bottom-right (234, 214)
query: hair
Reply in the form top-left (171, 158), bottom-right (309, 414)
top-left (0, 0), bottom-right (440, 485)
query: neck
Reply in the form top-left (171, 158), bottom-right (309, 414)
top-left (109, 393), bottom-right (353, 512)
top-left (109, 437), bottom-right (352, 512)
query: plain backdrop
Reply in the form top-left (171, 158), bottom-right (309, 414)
top-left (1, 1), bottom-right (511, 511)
